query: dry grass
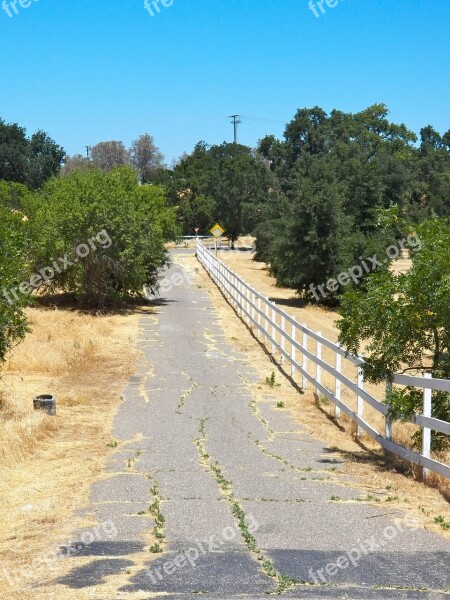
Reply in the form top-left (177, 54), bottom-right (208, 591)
top-left (176, 249), bottom-right (450, 538)
top-left (0, 308), bottom-right (118, 465)
top-left (0, 303), bottom-right (147, 599)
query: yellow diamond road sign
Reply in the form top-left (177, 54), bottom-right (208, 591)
top-left (210, 223), bottom-right (225, 239)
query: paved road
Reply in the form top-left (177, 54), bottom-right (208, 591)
top-left (59, 259), bottom-right (450, 599)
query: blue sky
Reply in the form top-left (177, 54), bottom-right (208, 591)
top-left (1, 0), bottom-right (449, 162)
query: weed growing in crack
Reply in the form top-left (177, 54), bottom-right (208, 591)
top-left (194, 418), bottom-right (298, 594)
top-left (249, 399), bottom-right (274, 438)
top-left (147, 476), bottom-right (166, 553)
top-left (253, 438), bottom-right (315, 475)
top-left (177, 381), bottom-right (198, 413)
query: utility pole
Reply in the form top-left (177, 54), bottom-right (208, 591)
top-left (85, 145), bottom-right (91, 160)
top-left (228, 115), bottom-right (242, 144)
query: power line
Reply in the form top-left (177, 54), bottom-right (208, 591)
top-left (241, 114), bottom-right (286, 125)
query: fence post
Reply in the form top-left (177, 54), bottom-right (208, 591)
top-left (357, 364), bottom-right (364, 438)
top-left (237, 281), bottom-right (242, 317)
top-left (385, 380), bottom-right (393, 444)
top-left (281, 315), bottom-right (286, 364)
top-left (251, 292), bottom-right (256, 331)
top-left (257, 296), bottom-right (262, 340)
top-left (335, 350), bottom-right (341, 419)
top-left (422, 373), bottom-right (432, 481)
top-left (316, 332), bottom-right (322, 393)
top-left (264, 298), bottom-right (269, 345)
top-left (271, 304), bottom-right (276, 355)
top-left (302, 324), bottom-right (308, 390)
top-left (291, 317), bottom-right (297, 379)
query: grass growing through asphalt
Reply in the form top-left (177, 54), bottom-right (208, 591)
top-left (176, 381), bottom-right (198, 414)
top-left (146, 476), bottom-right (166, 553)
top-left (194, 418), bottom-right (302, 594)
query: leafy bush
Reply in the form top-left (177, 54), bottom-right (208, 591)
top-left (337, 217), bottom-right (450, 447)
top-left (24, 167), bottom-right (178, 306)
top-left (0, 205), bottom-right (31, 363)
top-left (0, 180), bottom-right (31, 211)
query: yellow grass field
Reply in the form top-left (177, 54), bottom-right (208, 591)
top-left (0, 304), bottom-right (146, 599)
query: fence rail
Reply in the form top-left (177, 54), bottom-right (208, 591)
top-left (196, 240), bottom-right (450, 481)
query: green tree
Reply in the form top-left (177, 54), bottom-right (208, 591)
top-left (25, 167), bottom-right (177, 306)
top-left (337, 218), bottom-right (450, 445)
top-left (168, 142), bottom-right (274, 239)
top-left (0, 206), bottom-right (31, 363)
top-left (255, 104), bottom-right (416, 300)
top-left (0, 120), bottom-right (28, 184)
top-left (0, 119), bottom-right (64, 189)
top-left (406, 126), bottom-right (450, 220)
top-left (26, 130), bottom-right (66, 189)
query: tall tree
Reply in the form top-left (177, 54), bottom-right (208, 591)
top-left (0, 120), bottom-right (28, 183)
top-left (91, 141), bottom-right (129, 171)
top-left (61, 154), bottom-right (94, 177)
top-left (129, 134), bottom-right (164, 182)
top-left (255, 104), bottom-right (417, 300)
top-left (26, 130), bottom-right (65, 189)
top-left (168, 142), bottom-right (274, 239)
top-left (406, 126), bottom-right (450, 219)
top-left (0, 119), bottom-right (64, 188)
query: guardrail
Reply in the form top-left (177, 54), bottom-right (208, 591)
top-left (196, 240), bottom-right (450, 481)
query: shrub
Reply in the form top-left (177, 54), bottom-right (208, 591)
top-left (0, 205), bottom-right (31, 363)
top-left (24, 167), bottom-right (178, 306)
top-left (337, 218), bottom-right (450, 448)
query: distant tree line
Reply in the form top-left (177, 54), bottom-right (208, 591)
top-left (63, 134), bottom-right (165, 183)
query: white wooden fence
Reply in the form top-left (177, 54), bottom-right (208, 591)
top-left (196, 240), bottom-right (450, 481)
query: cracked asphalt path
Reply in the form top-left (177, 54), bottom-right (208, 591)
top-left (61, 256), bottom-right (450, 599)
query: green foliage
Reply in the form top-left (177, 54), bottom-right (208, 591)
top-left (0, 119), bottom-right (65, 189)
top-left (406, 126), bottom-right (450, 219)
top-left (434, 515), bottom-right (450, 530)
top-left (254, 104), bottom-right (450, 301)
top-left (337, 218), bottom-right (450, 445)
top-left (0, 205), bottom-right (31, 363)
top-left (24, 167), bottom-right (178, 306)
top-left (265, 371), bottom-right (280, 387)
top-left (166, 142), bottom-right (274, 238)
top-left (0, 180), bottom-right (31, 211)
